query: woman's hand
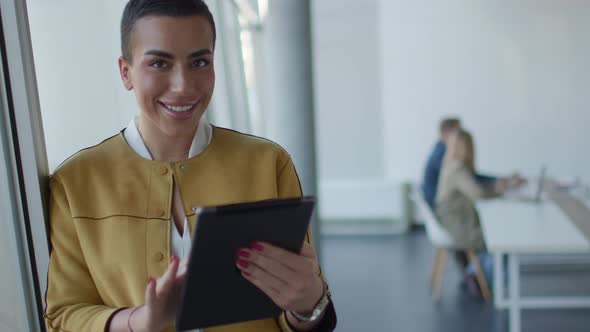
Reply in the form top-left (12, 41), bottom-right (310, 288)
top-left (496, 174), bottom-right (527, 193)
top-left (495, 178), bottom-right (511, 193)
top-left (235, 242), bottom-right (325, 316)
top-left (131, 256), bottom-right (188, 331)
top-left (508, 174), bottom-right (527, 188)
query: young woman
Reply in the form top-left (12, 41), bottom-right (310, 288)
top-left (44, 1), bottom-right (336, 331)
top-left (435, 129), bottom-right (512, 250)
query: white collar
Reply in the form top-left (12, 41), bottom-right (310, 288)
top-left (124, 116), bottom-right (212, 160)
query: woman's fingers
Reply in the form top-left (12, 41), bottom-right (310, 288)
top-left (145, 277), bottom-right (156, 307)
top-left (237, 243), bottom-right (320, 288)
top-left (299, 242), bottom-right (317, 259)
top-left (299, 243), bottom-right (321, 274)
top-left (177, 259), bottom-right (188, 278)
top-left (236, 242), bottom-right (324, 312)
top-left (249, 243), bottom-right (310, 272)
top-left (156, 256), bottom-right (179, 294)
top-left (238, 259), bottom-right (322, 312)
top-left (141, 256), bottom-right (186, 330)
top-left (236, 257), bottom-right (288, 291)
top-left (240, 271), bottom-right (285, 307)
top-left (238, 248), bottom-right (294, 283)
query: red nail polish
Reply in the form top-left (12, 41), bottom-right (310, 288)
top-left (243, 271), bottom-right (251, 277)
top-left (237, 259), bottom-right (250, 268)
top-left (237, 249), bottom-right (251, 258)
top-left (250, 243), bottom-right (264, 252)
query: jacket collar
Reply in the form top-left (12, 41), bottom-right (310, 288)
top-left (123, 115), bottom-right (212, 160)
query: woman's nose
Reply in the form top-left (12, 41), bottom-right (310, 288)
top-left (170, 68), bottom-right (192, 93)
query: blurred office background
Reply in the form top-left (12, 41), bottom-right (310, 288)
top-left (1, 0), bottom-right (590, 331)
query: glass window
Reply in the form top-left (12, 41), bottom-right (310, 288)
top-left (0, 89), bottom-right (33, 332)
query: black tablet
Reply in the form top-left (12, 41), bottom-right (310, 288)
top-left (176, 196), bottom-right (316, 331)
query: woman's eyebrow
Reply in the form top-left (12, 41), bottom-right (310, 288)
top-left (143, 49), bottom-right (212, 59)
top-left (188, 49), bottom-right (212, 58)
top-left (144, 50), bottom-right (173, 58)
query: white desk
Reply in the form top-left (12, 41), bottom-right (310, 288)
top-left (478, 198), bottom-right (590, 332)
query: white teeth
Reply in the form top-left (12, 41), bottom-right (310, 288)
top-left (163, 104), bottom-right (194, 112)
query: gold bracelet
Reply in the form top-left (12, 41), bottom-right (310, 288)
top-left (127, 306), bottom-right (142, 332)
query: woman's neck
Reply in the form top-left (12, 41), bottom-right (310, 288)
top-left (137, 117), bottom-right (194, 162)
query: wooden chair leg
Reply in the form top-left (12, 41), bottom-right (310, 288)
top-left (430, 249), bottom-right (442, 289)
top-left (466, 250), bottom-right (492, 301)
top-left (432, 249), bottom-right (448, 303)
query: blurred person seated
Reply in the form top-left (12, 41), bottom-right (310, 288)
top-left (435, 129), bottom-right (523, 295)
top-left (421, 118), bottom-right (496, 209)
top-left (422, 118), bottom-right (498, 275)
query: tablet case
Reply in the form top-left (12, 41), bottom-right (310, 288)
top-left (176, 196), bottom-right (316, 331)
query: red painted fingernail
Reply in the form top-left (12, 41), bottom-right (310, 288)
top-left (237, 259), bottom-right (250, 268)
top-left (250, 243), bottom-right (264, 252)
top-left (237, 249), bottom-right (251, 258)
top-left (243, 271), bottom-right (251, 277)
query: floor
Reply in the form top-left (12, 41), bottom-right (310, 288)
top-left (321, 228), bottom-right (590, 332)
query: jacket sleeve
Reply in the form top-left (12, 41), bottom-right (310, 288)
top-left (474, 172), bottom-right (497, 184)
top-left (274, 156), bottom-right (337, 332)
top-left (44, 174), bottom-right (120, 332)
top-left (454, 165), bottom-right (500, 201)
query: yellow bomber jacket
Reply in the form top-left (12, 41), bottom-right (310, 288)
top-left (45, 127), bottom-right (333, 332)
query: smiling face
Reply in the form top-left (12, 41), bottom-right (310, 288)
top-left (118, 15), bottom-right (215, 140)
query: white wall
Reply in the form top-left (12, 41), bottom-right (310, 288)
top-left (314, 0), bottom-right (590, 222)
top-left (27, 0), bottom-right (136, 172)
top-left (381, 0), bottom-right (590, 182)
top-left (312, 0), bottom-right (394, 221)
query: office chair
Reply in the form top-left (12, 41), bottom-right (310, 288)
top-left (412, 190), bottom-right (491, 302)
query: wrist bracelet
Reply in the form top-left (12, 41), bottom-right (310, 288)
top-left (127, 306), bottom-right (142, 332)
top-left (289, 283), bottom-right (330, 323)
top-left (290, 309), bottom-right (312, 322)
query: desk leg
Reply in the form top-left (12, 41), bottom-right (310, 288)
top-left (509, 254), bottom-right (521, 332)
top-left (494, 252), bottom-right (505, 309)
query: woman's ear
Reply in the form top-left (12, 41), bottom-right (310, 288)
top-left (118, 57), bottom-right (133, 91)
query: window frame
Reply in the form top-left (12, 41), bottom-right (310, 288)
top-left (0, 0), bottom-right (51, 331)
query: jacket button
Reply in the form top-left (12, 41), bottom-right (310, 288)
top-left (160, 167), bottom-right (168, 175)
top-left (180, 165), bottom-right (187, 171)
top-left (154, 252), bottom-right (164, 262)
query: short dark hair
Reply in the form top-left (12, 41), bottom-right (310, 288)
top-left (439, 118), bottom-right (461, 135)
top-left (121, 0), bottom-right (217, 62)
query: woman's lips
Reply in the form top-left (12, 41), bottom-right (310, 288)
top-left (158, 101), bottom-right (198, 119)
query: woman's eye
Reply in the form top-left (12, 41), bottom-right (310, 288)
top-left (193, 59), bottom-right (210, 68)
top-left (149, 60), bottom-right (169, 69)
